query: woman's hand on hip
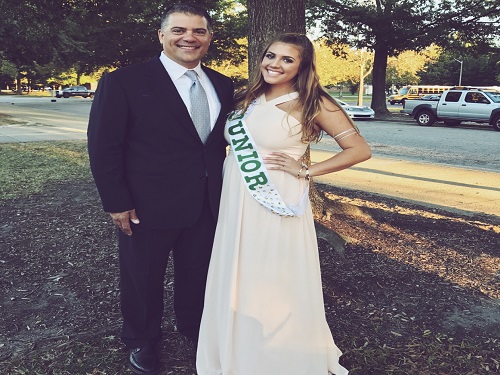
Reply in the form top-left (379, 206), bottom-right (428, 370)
top-left (265, 152), bottom-right (302, 178)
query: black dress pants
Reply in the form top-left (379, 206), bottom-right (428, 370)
top-left (118, 191), bottom-right (216, 348)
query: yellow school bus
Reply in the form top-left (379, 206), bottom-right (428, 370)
top-left (388, 85), bottom-right (452, 105)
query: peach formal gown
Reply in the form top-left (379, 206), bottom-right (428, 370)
top-left (196, 92), bottom-right (348, 375)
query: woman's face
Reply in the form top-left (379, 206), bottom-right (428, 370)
top-left (260, 42), bottom-right (302, 89)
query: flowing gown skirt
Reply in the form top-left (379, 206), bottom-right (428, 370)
top-left (196, 94), bottom-right (348, 375)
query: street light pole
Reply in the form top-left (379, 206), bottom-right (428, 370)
top-left (453, 59), bottom-right (463, 86)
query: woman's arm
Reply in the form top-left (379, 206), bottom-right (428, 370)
top-left (265, 97), bottom-right (371, 179)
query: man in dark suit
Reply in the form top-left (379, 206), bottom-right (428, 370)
top-left (87, 4), bottom-right (233, 374)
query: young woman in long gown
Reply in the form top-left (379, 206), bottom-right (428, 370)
top-left (196, 33), bottom-right (372, 375)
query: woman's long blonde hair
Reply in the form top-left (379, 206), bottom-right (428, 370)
top-left (234, 33), bottom-right (344, 143)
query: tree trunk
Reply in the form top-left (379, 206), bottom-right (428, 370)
top-left (371, 44), bottom-right (390, 114)
top-left (16, 75), bottom-right (22, 95)
top-left (247, 0), bottom-right (346, 254)
top-left (247, 0), bottom-right (318, 207)
top-left (247, 0), bottom-right (305, 81)
top-left (357, 50), bottom-right (374, 106)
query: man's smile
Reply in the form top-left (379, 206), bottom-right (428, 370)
top-left (177, 45), bottom-right (199, 50)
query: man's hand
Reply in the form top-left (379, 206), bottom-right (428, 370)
top-left (110, 209), bottom-right (140, 236)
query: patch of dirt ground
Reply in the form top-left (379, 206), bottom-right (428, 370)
top-left (0, 181), bottom-right (499, 374)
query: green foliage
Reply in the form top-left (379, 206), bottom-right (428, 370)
top-left (308, 0), bottom-right (499, 56)
top-left (0, 53), bottom-right (17, 86)
top-left (208, 0), bottom-right (247, 66)
top-left (1, 1), bottom-right (497, 91)
top-left (418, 50), bottom-right (500, 86)
top-left (0, 0), bottom-right (89, 89)
top-left (80, 0), bottom-right (246, 70)
top-left (0, 0), bottom-right (247, 86)
top-left (306, 0), bottom-right (500, 112)
top-left (0, 1), bottom-right (84, 65)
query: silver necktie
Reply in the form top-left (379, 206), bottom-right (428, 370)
top-left (185, 70), bottom-right (211, 144)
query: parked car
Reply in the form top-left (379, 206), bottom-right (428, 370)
top-left (401, 88), bottom-right (500, 130)
top-left (337, 100), bottom-right (375, 119)
top-left (402, 94), bottom-right (441, 111)
top-left (55, 86), bottom-right (95, 98)
top-left (419, 94), bottom-right (441, 101)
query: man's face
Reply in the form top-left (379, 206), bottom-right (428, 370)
top-left (158, 12), bottom-right (213, 69)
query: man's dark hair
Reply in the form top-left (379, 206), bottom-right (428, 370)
top-left (160, 3), bottom-right (213, 31)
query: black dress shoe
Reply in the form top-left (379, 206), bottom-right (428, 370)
top-left (129, 346), bottom-right (160, 374)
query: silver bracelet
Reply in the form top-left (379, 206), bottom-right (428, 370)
top-left (298, 163), bottom-right (309, 179)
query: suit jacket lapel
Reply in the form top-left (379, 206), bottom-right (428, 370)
top-left (144, 58), bottom-right (201, 142)
top-left (202, 66), bottom-right (231, 145)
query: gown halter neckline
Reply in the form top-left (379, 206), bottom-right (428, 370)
top-left (264, 92), bottom-right (299, 105)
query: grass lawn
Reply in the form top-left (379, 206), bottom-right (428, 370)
top-left (0, 141), bottom-right (91, 200)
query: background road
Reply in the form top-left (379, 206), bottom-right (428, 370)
top-left (0, 96), bottom-right (90, 141)
top-left (346, 118), bottom-right (500, 172)
top-left (1, 95), bottom-right (499, 219)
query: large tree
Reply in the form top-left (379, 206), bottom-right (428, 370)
top-left (247, 0), bottom-right (306, 80)
top-left (307, 0), bottom-right (500, 113)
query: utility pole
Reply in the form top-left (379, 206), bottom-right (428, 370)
top-left (453, 59), bottom-right (463, 86)
top-left (357, 49), bottom-right (372, 106)
top-left (358, 56), bottom-right (365, 106)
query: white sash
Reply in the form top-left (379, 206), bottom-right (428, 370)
top-left (226, 98), bottom-right (309, 217)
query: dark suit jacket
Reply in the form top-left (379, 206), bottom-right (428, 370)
top-left (88, 56), bottom-right (234, 229)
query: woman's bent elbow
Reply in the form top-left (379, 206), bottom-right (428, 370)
top-left (364, 149), bottom-right (372, 161)
top-left (359, 146), bottom-right (372, 162)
